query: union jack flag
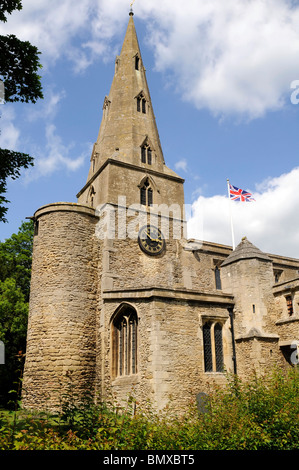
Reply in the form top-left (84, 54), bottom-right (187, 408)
top-left (229, 184), bottom-right (255, 202)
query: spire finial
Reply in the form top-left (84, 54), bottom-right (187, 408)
top-left (129, 1), bottom-right (135, 16)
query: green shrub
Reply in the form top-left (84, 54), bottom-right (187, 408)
top-left (0, 367), bottom-right (298, 450)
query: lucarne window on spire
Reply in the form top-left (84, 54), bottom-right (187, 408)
top-left (136, 93), bottom-right (146, 114)
top-left (141, 145), bottom-right (152, 165)
top-left (142, 98), bottom-right (146, 114)
top-left (135, 55), bottom-right (140, 70)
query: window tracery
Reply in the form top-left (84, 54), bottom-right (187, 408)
top-left (112, 306), bottom-right (138, 378)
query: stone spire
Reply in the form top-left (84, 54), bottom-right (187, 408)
top-left (77, 13), bottom-right (184, 210)
top-left (96, 11), bottom-right (164, 167)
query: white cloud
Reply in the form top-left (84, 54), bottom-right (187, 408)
top-left (140, 0), bottom-right (299, 119)
top-left (24, 124), bottom-right (86, 182)
top-left (0, 0), bottom-right (127, 69)
top-left (175, 158), bottom-right (188, 172)
top-left (1, 1), bottom-right (299, 118)
top-left (26, 88), bottom-right (66, 122)
top-left (0, 106), bottom-right (20, 149)
top-left (187, 167), bottom-right (299, 258)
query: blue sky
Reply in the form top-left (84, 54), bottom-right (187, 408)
top-left (1, 0), bottom-right (299, 258)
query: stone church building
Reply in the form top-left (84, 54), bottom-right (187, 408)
top-left (22, 12), bottom-right (299, 413)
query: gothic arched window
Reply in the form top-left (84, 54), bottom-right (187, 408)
top-left (112, 306), bottom-right (138, 378)
top-left (203, 323), bottom-right (212, 372)
top-left (214, 323), bottom-right (224, 372)
top-left (140, 178), bottom-right (153, 206)
top-left (203, 321), bottom-right (224, 373)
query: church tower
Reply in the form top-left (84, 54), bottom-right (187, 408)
top-left (22, 11), bottom-right (192, 412)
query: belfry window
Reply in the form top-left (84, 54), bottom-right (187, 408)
top-left (148, 187), bottom-right (153, 206)
top-left (203, 321), bottom-right (224, 373)
top-left (140, 178), bottom-right (153, 206)
top-left (112, 306), bottom-right (138, 378)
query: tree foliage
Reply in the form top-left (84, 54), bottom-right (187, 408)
top-left (0, 0), bottom-right (43, 222)
top-left (0, 1), bottom-right (22, 23)
top-left (0, 220), bottom-right (34, 407)
top-left (0, 150), bottom-right (33, 222)
top-left (0, 220), bottom-right (34, 301)
top-left (0, 34), bottom-right (43, 104)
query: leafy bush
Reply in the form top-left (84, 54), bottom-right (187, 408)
top-left (0, 367), bottom-right (298, 450)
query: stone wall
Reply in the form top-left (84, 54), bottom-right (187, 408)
top-left (98, 297), bottom-right (233, 414)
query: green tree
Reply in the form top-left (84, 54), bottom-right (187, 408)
top-left (0, 220), bottom-right (34, 407)
top-left (0, 0), bottom-right (43, 222)
top-left (0, 1), bottom-right (22, 23)
top-left (0, 220), bottom-right (34, 301)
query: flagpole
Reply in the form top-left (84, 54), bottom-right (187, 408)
top-left (227, 178), bottom-right (236, 250)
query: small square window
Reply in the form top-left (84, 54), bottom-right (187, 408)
top-left (286, 296), bottom-right (294, 316)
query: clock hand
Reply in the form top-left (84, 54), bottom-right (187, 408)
top-left (146, 231), bottom-right (159, 242)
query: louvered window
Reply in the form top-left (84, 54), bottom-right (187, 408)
top-left (140, 187), bottom-right (146, 205)
top-left (148, 188), bottom-right (153, 206)
top-left (140, 178), bottom-right (153, 206)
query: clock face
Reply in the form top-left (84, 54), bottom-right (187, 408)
top-left (138, 225), bottom-right (165, 256)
